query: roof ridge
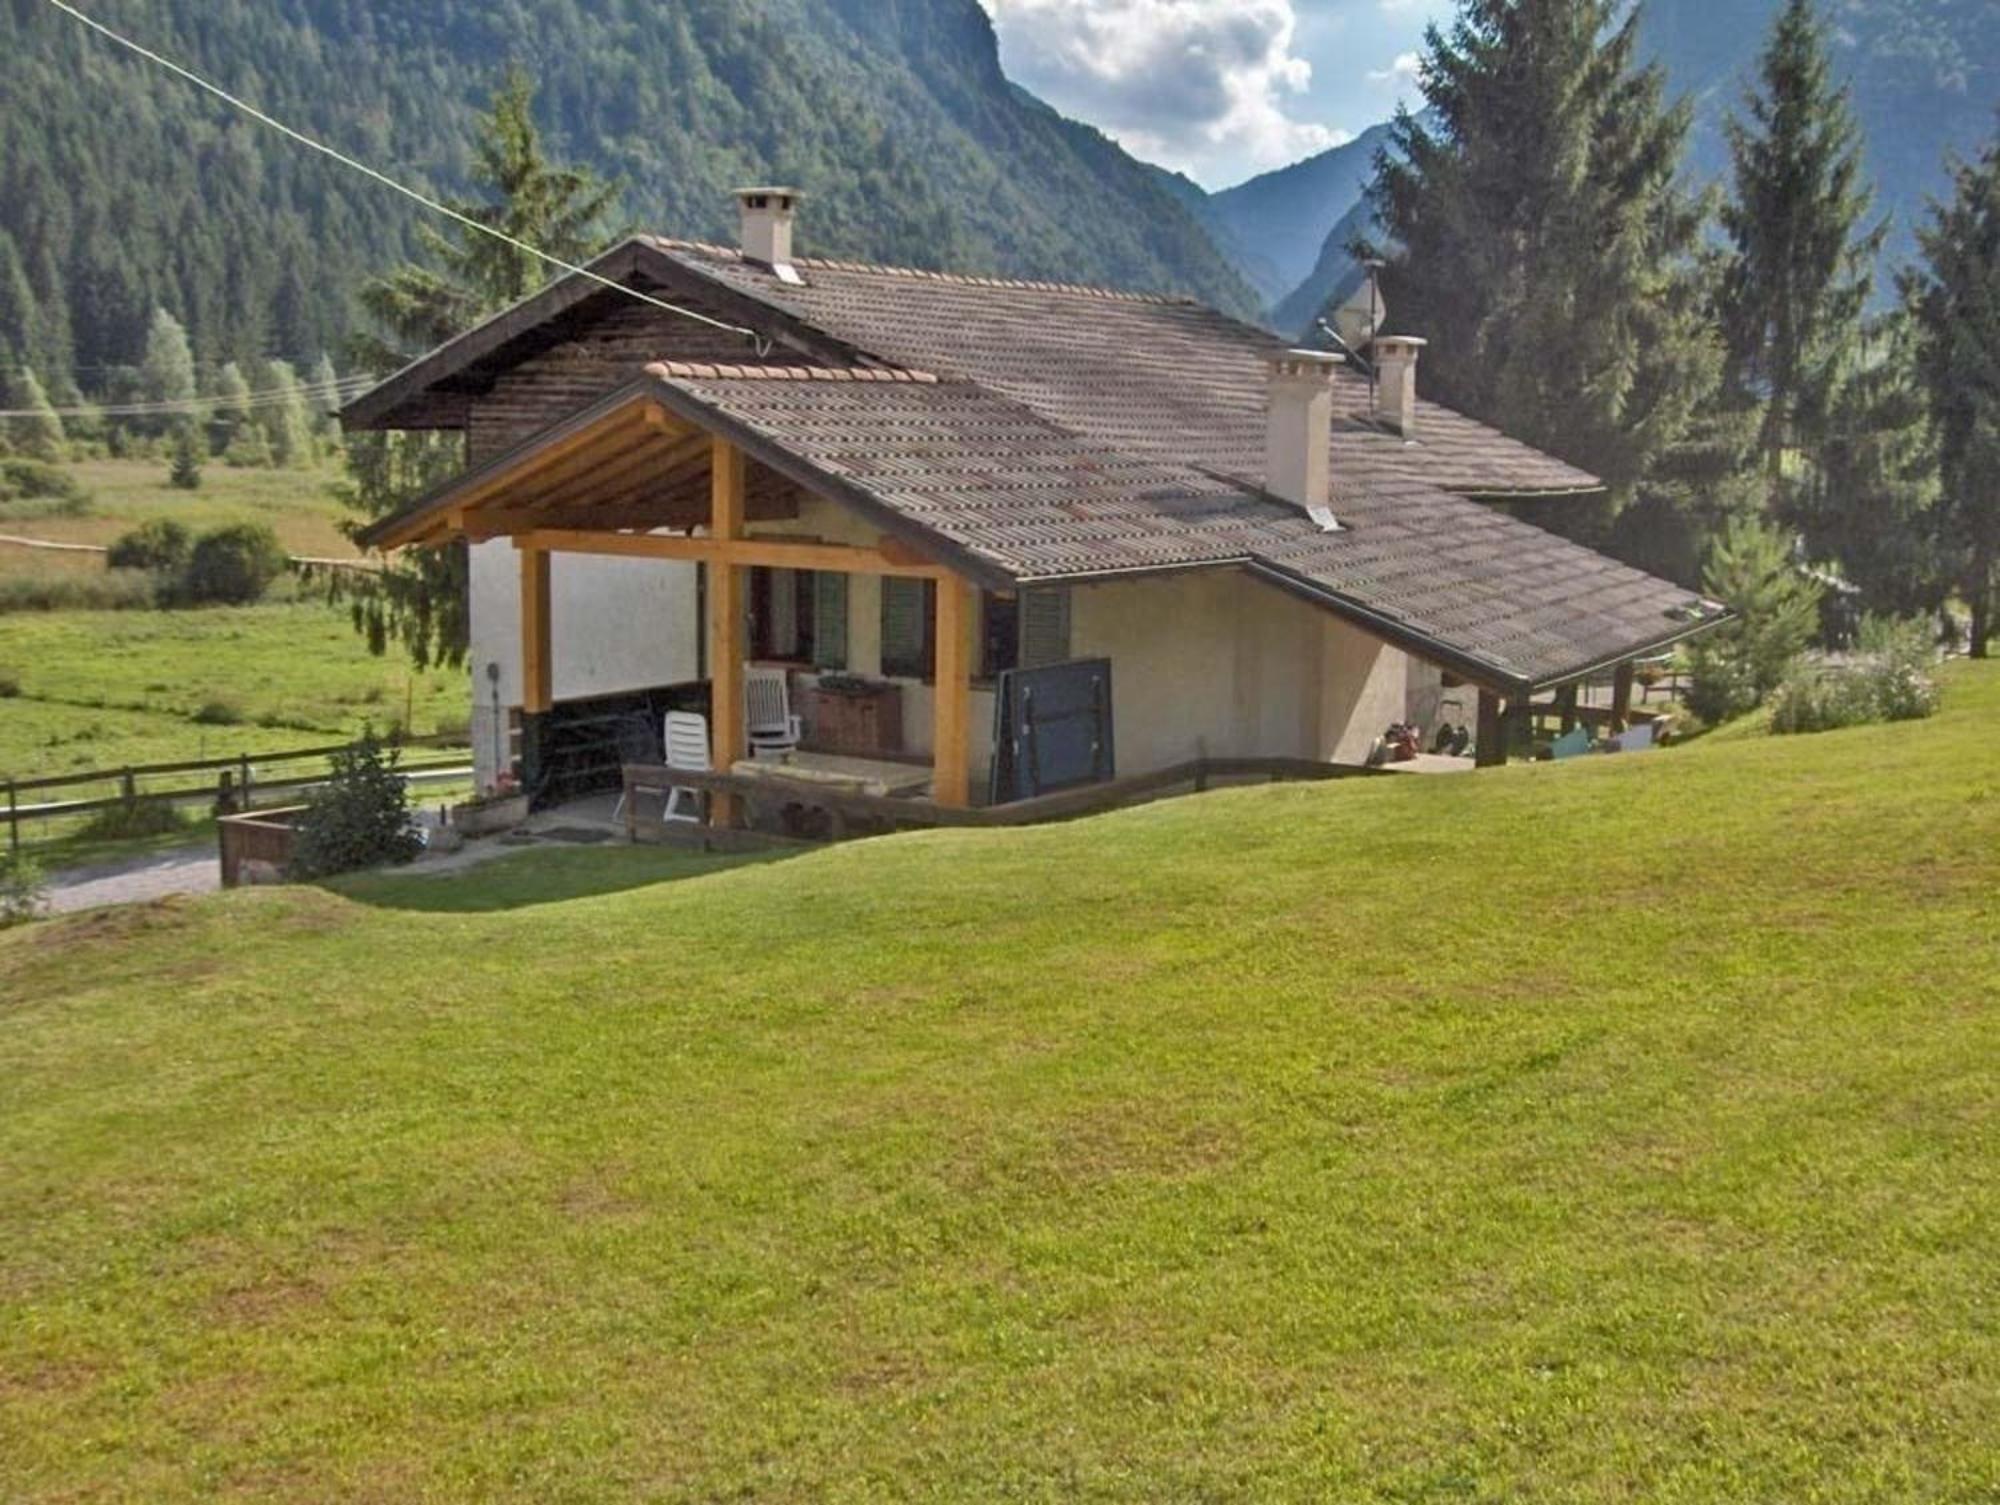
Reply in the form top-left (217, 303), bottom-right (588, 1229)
top-left (645, 360), bottom-right (940, 385)
top-left (639, 235), bottom-right (1199, 307)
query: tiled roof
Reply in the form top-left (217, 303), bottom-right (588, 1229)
top-left (640, 237), bottom-right (1602, 500)
top-left (648, 367), bottom-right (1716, 688)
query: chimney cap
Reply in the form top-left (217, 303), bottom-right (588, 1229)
top-left (1372, 335), bottom-right (1428, 355)
top-left (734, 185), bottom-right (803, 204)
top-left (1265, 347), bottom-right (1344, 379)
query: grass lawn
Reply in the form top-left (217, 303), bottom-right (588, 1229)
top-left (0, 603), bottom-right (467, 779)
top-left (2, 665), bottom-right (1994, 1501)
top-left (1, 458), bottom-right (355, 557)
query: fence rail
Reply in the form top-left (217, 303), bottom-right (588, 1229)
top-left (4, 735), bottom-right (470, 857)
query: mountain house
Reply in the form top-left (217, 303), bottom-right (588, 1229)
top-left (345, 188), bottom-right (1726, 828)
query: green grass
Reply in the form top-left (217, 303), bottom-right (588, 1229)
top-left (0, 604), bottom-right (466, 777)
top-left (1, 457), bottom-right (354, 557)
top-left (2, 665), bottom-right (1995, 1502)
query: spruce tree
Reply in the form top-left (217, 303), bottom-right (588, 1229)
top-left (1366, 0), bottom-right (1717, 521)
top-left (139, 307), bottom-right (201, 448)
top-left (1719, 0), bottom-right (1883, 506)
top-left (167, 428), bottom-right (203, 491)
top-left (6, 368), bottom-right (68, 462)
top-left (307, 352), bottom-right (342, 445)
top-left (340, 69), bottom-right (616, 671)
top-left (1904, 133), bottom-right (2000, 657)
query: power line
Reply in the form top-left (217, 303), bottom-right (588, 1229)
top-left (38, 0), bottom-right (770, 354)
top-left (0, 375), bottom-right (375, 419)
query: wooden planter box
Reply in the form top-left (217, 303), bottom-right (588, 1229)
top-left (450, 791), bottom-right (530, 836)
top-left (803, 681), bottom-right (902, 756)
top-left (217, 805), bottom-right (308, 888)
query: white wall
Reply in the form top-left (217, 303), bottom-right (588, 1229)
top-left (467, 538), bottom-right (700, 787)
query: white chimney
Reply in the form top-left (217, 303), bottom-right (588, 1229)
top-left (734, 186), bottom-right (801, 278)
top-left (1372, 335), bottom-right (1426, 437)
top-left (1264, 349), bottom-right (1344, 530)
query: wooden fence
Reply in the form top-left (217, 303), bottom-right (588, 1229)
top-left (4, 737), bottom-right (470, 856)
top-left (621, 756), bottom-right (1383, 847)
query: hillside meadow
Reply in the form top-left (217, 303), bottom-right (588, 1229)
top-left (1, 663), bottom-right (1993, 1501)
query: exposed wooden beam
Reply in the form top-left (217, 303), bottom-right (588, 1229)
top-left (708, 438), bottom-right (748, 826)
top-left (519, 545), bottom-right (553, 715)
top-left (1475, 688), bottom-right (1505, 769)
top-left (452, 404), bottom-right (655, 514)
top-left (514, 527), bottom-right (953, 579)
top-left (1610, 662), bottom-right (1636, 734)
top-left (932, 575), bottom-right (972, 807)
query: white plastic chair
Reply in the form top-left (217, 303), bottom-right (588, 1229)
top-left (624, 710), bottom-right (712, 824)
top-left (745, 666), bottom-right (801, 757)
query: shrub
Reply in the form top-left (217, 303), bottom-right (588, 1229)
top-left (192, 695), bottom-right (245, 726)
top-left (0, 853), bottom-right (47, 928)
top-left (0, 569), bottom-right (158, 613)
top-left (0, 667), bottom-right (19, 697)
top-left (1769, 618), bottom-right (1941, 736)
top-left (1686, 519), bottom-right (1823, 723)
top-left (288, 731), bottom-right (423, 880)
top-left (182, 523), bottom-right (287, 605)
top-left (0, 458), bottom-right (90, 507)
top-left (106, 518), bottom-right (193, 573)
top-left (77, 797), bottom-right (189, 842)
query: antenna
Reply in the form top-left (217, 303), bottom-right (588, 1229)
top-left (1363, 258), bottom-right (1386, 415)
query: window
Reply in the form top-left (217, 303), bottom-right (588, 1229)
top-left (980, 592), bottom-right (1020, 679)
top-left (880, 577), bottom-right (935, 679)
top-left (750, 567), bottom-right (840, 666)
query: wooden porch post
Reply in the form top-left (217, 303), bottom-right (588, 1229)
top-left (1610, 661), bottom-right (1636, 734)
top-left (931, 575), bottom-right (972, 807)
top-left (1475, 688), bottom-right (1506, 769)
top-left (519, 545), bottom-right (553, 715)
top-left (708, 438), bottom-right (748, 824)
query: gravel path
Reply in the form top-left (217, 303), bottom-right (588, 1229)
top-left (41, 843), bottom-right (220, 914)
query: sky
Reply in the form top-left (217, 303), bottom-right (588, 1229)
top-left (980, 0), bottom-right (1457, 190)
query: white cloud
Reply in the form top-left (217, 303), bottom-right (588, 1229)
top-left (1367, 51), bottom-right (1421, 86)
top-left (983, 0), bottom-right (1345, 185)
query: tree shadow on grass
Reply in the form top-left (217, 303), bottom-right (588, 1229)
top-left (324, 843), bottom-right (796, 914)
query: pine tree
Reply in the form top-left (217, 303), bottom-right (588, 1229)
top-left (1719, 0), bottom-right (1884, 507)
top-left (1366, 0), bottom-right (1717, 522)
top-left (259, 359), bottom-right (313, 468)
top-left (1806, 313), bottom-right (1944, 618)
top-left (340, 69), bottom-right (616, 671)
top-left (167, 427), bottom-right (203, 490)
top-left (307, 352), bottom-right (342, 444)
top-left (6, 367), bottom-right (68, 462)
top-left (1904, 133), bottom-right (2000, 657)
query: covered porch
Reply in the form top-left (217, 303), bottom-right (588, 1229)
top-left (409, 386), bottom-right (985, 824)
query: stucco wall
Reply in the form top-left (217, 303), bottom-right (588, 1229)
top-left (1070, 568), bottom-right (1410, 772)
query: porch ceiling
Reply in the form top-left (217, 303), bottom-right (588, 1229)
top-left (375, 390), bottom-right (801, 548)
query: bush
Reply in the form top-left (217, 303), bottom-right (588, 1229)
top-left (1769, 618), bottom-right (1941, 736)
top-left (191, 695), bottom-right (245, 726)
top-left (77, 797), bottom-right (190, 842)
top-left (0, 667), bottom-right (19, 697)
top-left (288, 732), bottom-right (423, 879)
top-left (0, 458), bottom-right (91, 510)
top-left (182, 523), bottom-right (287, 606)
top-left (0, 569), bottom-right (158, 613)
top-left (106, 518), bottom-right (193, 573)
top-left (0, 853), bottom-right (47, 928)
top-left (1686, 519), bottom-right (1823, 723)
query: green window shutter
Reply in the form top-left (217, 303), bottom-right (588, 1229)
top-left (811, 571), bottom-right (848, 670)
top-left (880, 577), bottom-right (933, 678)
top-left (1019, 587), bottom-right (1071, 668)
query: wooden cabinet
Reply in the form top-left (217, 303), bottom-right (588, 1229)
top-left (802, 680), bottom-right (903, 755)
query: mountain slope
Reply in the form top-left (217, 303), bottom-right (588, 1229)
top-left (0, 0), bottom-right (1257, 383)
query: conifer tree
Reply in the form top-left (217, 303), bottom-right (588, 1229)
top-left (167, 428), bottom-right (203, 490)
top-left (1719, 0), bottom-right (1883, 505)
top-left (6, 367), bottom-right (68, 462)
top-left (1366, 0), bottom-right (1717, 522)
top-left (1905, 133), bottom-right (2000, 656)
top-left (340, 70), bottom-right (616, 671)
top-left (307, 352), bottom-right (342, 445)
